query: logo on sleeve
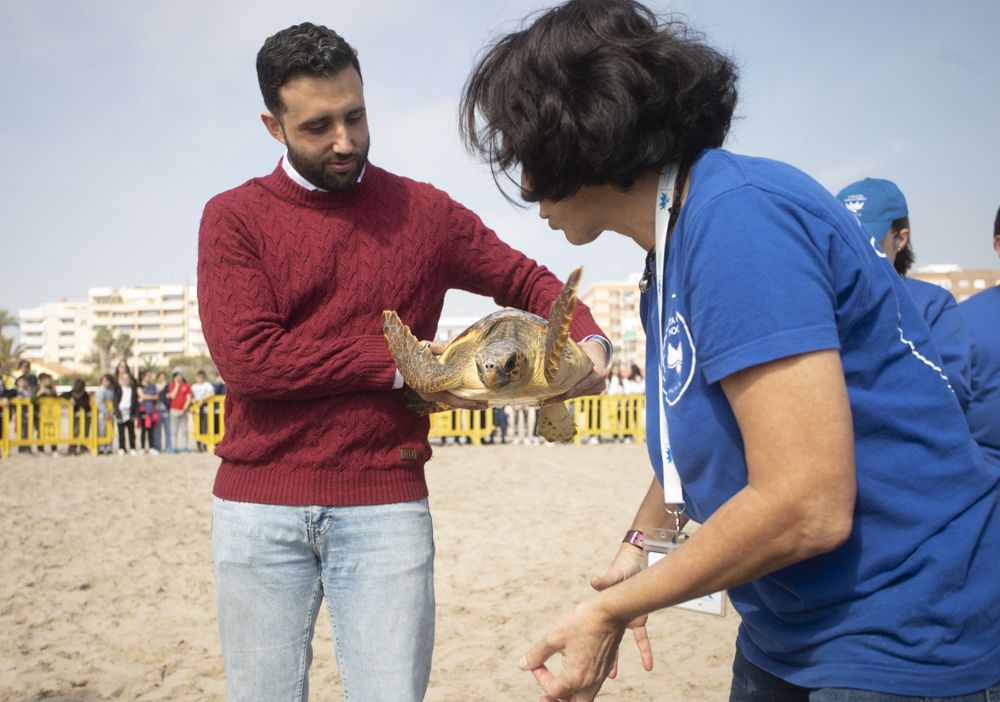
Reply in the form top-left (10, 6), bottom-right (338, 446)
top-left (662, 301), bottom-right (696, 406)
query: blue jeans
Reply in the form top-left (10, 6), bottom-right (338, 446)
top-left (212, 497), bottom-right (436, 702)
top-left (730, 648), bottom-right (1000, 701)
top-left (156, 407), bottom-right (172, 452)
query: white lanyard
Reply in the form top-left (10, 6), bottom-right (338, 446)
top-left (654, 165), bottom-right (685, 508)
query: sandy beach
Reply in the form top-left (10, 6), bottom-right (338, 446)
top-left (0, 444), bottom-right (739, 701)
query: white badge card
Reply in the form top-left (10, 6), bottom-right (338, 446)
top-left (643, 528), bottom-right (727, 617)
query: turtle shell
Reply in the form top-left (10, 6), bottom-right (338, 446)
top-left (436, 308), bottom-right (591, 406)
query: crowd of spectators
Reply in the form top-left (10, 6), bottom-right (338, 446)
top-left (0, 359), bottom-right (225, 457)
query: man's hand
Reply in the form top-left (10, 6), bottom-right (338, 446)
top-left (546, 339), bottom-right (609, 404)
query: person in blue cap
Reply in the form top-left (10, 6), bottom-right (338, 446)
top-left (836, 177), bottom-right (972, 410)
top-left (958, 207), bottom-right (1000, 468)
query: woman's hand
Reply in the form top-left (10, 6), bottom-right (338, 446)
top-left (519, 596), bottom-right (627, 702)
top-left (591, 544), bottom-right (654, 676)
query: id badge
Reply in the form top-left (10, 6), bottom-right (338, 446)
top-left (643, 528), bottom-right (727, 617)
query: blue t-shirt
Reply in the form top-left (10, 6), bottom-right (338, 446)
top-left (959, 286), bottom-right (1000, 466)
top-left (902, 276), bottom-right (972, 411)
top-left (641, 150), bottom-right (1000, 694)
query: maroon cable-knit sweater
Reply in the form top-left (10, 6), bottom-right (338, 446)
top-left (197, 161), bottom-right (604, 506)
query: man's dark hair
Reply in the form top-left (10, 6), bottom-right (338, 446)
top-left (460, 0), bottom-right (738, 202)
top-left (257, 22), bottom-right (361, 117)
top-left (891, 216), bottom-right (914, 276)
top-left (994, 206), bottom-right (999, 239)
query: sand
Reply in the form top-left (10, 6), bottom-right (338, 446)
top-left (0, 444), bottom-right (739, 701)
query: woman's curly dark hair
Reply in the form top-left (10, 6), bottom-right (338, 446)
top-left (460, 0), bottom-right (739, 203)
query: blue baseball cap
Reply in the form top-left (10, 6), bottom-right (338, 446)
top-left (835, 178), bottom-right (908, 240)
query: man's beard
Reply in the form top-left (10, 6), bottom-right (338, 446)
top-left (284, 133), bottom-right (370, 193)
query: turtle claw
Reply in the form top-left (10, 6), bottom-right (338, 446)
top-left (383, 310), bottom-right (461, 394)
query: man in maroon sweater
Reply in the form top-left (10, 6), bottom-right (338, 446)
top-left (198, 22), bottom-right (611, 702)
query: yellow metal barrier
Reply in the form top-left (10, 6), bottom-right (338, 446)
top-left (427, 408), bottom-right (496, 445)
top-left (1, 397), bottom-right (115, 458)
top-left (6, 394), bottom-right (645, 456)
top-left (570, 394), bottom-right (646, 444)
top-left (191, 396), bottom-right (226, 452)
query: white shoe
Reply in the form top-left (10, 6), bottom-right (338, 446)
top-left (129, 449), bottom-right (138, 456)
top-left (149, 448), bottom-right (159, 455)
top-left (118, 448), bottom-right (125, 456)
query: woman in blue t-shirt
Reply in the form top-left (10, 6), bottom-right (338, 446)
top-left (460, 2), bottom-right (1000, 701)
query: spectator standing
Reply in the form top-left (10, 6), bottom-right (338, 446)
top-left (16, 360), bottom-right (37, 394)
top-left (95, 374), bottom-right (116, 455)
top-left (511, 405), bottom-right (539, 445)
top-left (137, 370), bottom-right (159, 455)
top-left (35, 373), bottom-right (59, 455)
top-left (958, 207), bottom-right (1000, 468)
top-left (35, 373), bottom-right (57, 397)
top-left (190, 370), bottom-right (216, 452)
top-left (623, 363), bottom-right (645, 394)
top-left (60, 379), bottom-right (92, 456)
top-left (154, 371), bottom-right (173, 454)
top-left (114, 371), bottom-right (138, 456)
top-left (836, 178), bottom-right (972, 410)
top-left (13, 375), bottom-right (32, 453)
top-left (168, 371), bottom-right (192, 453)
top-left (488, 407), bottom-right (509, 444)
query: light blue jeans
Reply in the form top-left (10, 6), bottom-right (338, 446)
top-left (211, 497), bottom-right (436, 702)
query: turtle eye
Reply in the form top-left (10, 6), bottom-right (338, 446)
top-left (503, 356), bottom-right (517, 373)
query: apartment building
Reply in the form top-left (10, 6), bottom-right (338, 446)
top-left (89, 284), bottom-right (207, 364)
top-left (580, 273), bottom-right (646, 369)
top-left (17, 284), bottom-right (208, 372)
top-left (17, 299), bottom-right (92, 368)
top-left (909, 265), bottom-right (1000, 303)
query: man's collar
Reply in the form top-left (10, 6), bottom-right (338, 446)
top-left (281, 152), bottom-right (367, 191)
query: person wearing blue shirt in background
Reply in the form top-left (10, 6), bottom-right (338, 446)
top-left (958, 207), bottom-right (1000, 467)
top-left (837, 178), bottom-right (972, 411)
top-left (460, 1), bottom-right (1000, 700)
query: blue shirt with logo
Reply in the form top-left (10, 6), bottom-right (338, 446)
top-left (959, 286), bottom-right (1000, 466)
top-left (902, 276), bottom-right (972, 411)
top-left (641, 149), bottom-right (1000, 694)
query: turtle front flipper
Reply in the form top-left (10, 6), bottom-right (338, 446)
top-left (537, 401), bottom-right (577, 443)
top-left (383, 311), bottom-right (461, 394)
top-left (544, 267), bottom-right (582, 383)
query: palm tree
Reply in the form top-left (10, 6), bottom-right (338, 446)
top-left (0, 308), bottom-right (17, 336)
top-left (136, 353), bottom-right (158, 376)
top-left (113, 333), bottom-right (135, 366)
top-left (92, 327), bottom-right (115, 372)
top-left (0, 335), bottom-right (23, 378)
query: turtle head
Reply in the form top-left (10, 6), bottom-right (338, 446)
top-left (476, 344), bottom-right (528, 390)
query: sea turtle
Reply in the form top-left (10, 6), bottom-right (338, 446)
top-left (382, 267), bottom-right (593, 442)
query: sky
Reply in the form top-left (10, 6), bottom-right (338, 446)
top-left (1, 0), bottom-right (998, 325)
